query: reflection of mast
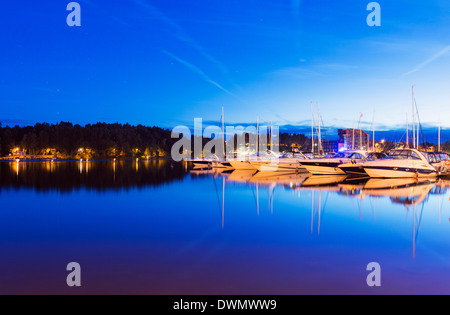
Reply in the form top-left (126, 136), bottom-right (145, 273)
top-left (256, 183), bottom-right (259, 216)
top-left (311, 190), bottom-right (314, 234)
top-left (413, 204), bottom-right (416, 258)
top-left (310, 189), bottom-right (325, 235)
top-left (222, 176), bottom-right (225, 229)
top-left (222, 107), bottom-right (225, 160)
top-left (318, 190), bottom-right (322, 235)
top-left (269, 184), bottom-right (275, 214)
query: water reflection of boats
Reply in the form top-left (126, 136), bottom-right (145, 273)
top-left (301, 175), bottom-right (348, 188)
top-left (190, 168), bottom-right (232, 176)
top-left (362, 178), bottom-right (435, 206)
top-left (249, 172), bottom-right (309, 187)
top-left (337, 178), bottom-right (368, 197)
top-left (227, 170), bottom-right (258, 183)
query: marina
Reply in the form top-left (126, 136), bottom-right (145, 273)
top-left (3, 0), bottom-right (450, 298)
top-left (1, 160), bottom-right (449, 294)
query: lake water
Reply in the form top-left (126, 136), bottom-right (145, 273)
top-left (0, 160), bottom-right (449, 294)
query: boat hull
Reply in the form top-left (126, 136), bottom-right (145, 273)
top-left (192, 161), bottom-right (211, 169)
top-left (363, 166), bottom-right (437, 178)
top-left (250, 161), bottom-right (302, 172)
top-left (229, 160), bottom-right (257, 171)
top-left (212, 161), bottom-right (234, 169)
top-left (300, 161), bottom-right (346, 175)
top-left (338, 164), bottom-right (367, 176)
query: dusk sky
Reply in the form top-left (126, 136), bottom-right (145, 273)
top-left (1, 1), bottom-right (450, 132)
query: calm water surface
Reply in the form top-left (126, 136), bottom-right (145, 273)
top-left (0, 160), bottom-right (449, 294)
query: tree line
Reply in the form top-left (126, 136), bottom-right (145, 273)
top-left (0, 122), bottom-right (318, 158)
top-left (0, 122), bottom-right (177, 158)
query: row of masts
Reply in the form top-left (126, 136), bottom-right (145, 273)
top-left (408, 86), bottom-right (442, 151)
top-left (219, 85), bottom-right (442, 156)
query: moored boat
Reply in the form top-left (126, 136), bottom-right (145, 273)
top-left (300, 150), bottom-right (368, 175)
top-left (250, 152), bottom-right (304, 172)
top-left (338, 152), bottom-right (387, 176)
top-left (363, 149), bottom-right (437, 178)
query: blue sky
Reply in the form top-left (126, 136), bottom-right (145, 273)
top-left (1, 0), bottom-right (450, 134)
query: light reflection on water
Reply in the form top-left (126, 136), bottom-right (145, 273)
top-left (0, 161), bottom-right (449, 294)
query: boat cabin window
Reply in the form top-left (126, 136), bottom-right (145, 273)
top-left (280, 152), bottom-right (294, 159)
top-left (424, 152), bottom-right (438, 163)
top-left (333, 152), bottom-right (353, 159)
top-left (387, 150), bottom-right (421, 160)
top-left (434, 153), bottom-right (449, 162)
top-left (349, 152), bottom-right (364, 159)
top-left (366, 152), bottom-right (387, 161)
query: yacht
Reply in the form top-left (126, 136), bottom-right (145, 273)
top-left (192, 154), bottom-right (220, 169)
top-left (212, 160), bottom-right (234, 169)
top-left (427, 152), bottom-right (450, 176)
top-left (300, 150), bottom-right (368, 175)
top-left (338, 152), bottom-right (387, 176)
top-left (228, 153), bottom-right (258, 171)
top-left (250, 151), bottom-right (304, 172)
top-left (363, 149), bottom-right (437, 178)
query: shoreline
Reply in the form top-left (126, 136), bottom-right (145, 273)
top-left (0, 157), bottom-right (174, 162)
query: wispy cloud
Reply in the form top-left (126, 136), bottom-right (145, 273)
top-left (402, 45), bottom-right (450, 77)
top-left (271, 63), bottom-right (357, 79)
top-left (132, 0), bottom-right (230, 77)
top-left (162, 50), bottom-right (235, 97)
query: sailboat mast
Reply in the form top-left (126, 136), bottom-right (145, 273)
top-left (406, 114), bottom-right (409, 149)
top-left (311, 102), bottom-right (314, 154)
top-left (270, 120), bottom-right (273, 150)
top-left (352, 120), bottom-right (355, 150)
top-left (416, 100), bottom-right (420, 149)
top-left (222, 106), bottom-right (225, 160)
top-left (412, 86), bottom-right (416, 149)
top-left (318, 103), bottom-right (322, 154)
top-left (372, 111), bottom-right (375, 151)
top-left (256, 115), bottom-right (259, 154)
top-left (439, 116), bottom-right (441, 152)
top-left (359, 114), bottom-right (363, 150)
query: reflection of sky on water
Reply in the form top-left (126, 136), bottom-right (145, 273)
top-left (0, 162), bottom-right (449, 294)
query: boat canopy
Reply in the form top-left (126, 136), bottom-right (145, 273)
top-left (385, 150), bottom-right (422, 161)
top-left (332, 150), bottom-right (367, 159)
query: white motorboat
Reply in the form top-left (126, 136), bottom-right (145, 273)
top-left (300, 150), bottom-right (368, 175)
top-left (427, 152), bottom-right (450, 176)
top-left (192, 154), bottom-right (220, 169)
top-left (363, 149), bottom-right (437, 178)
top-left (250, 151), bottom-right (304, 172)
top-left (229, 160), bottom-right (256, 170)
top-left (338, 152), bottom-right (387, 176)
top-left (228, 153), bottom-right (258, 171)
